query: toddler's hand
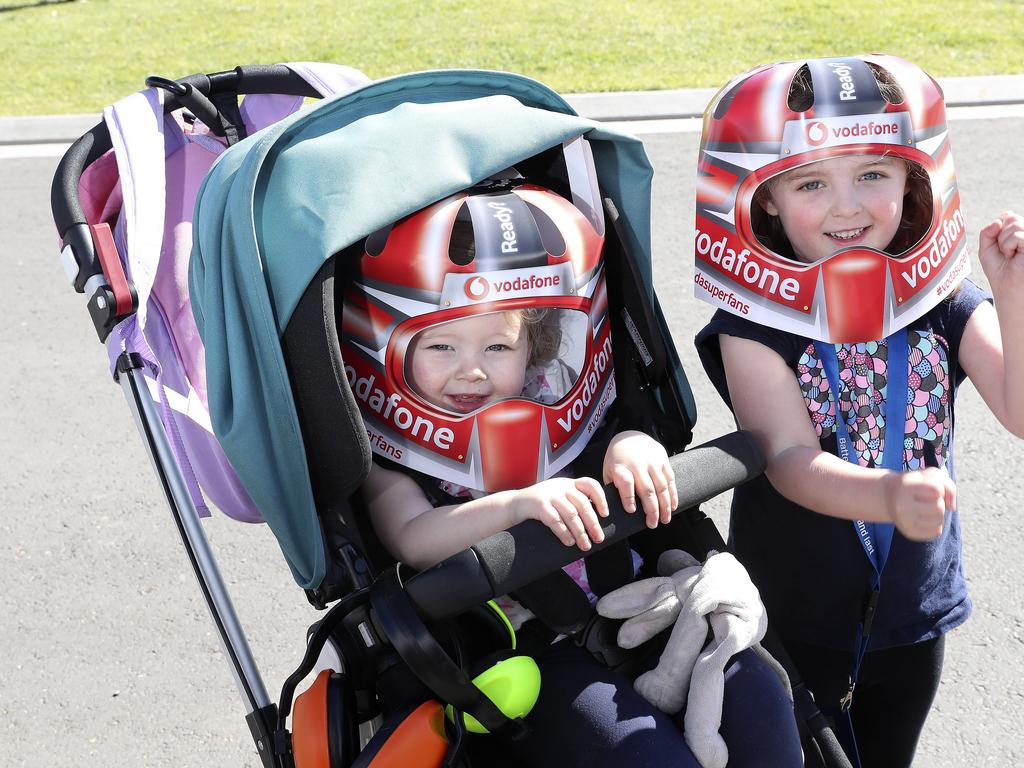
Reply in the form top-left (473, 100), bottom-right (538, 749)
top-left (603, 431), bottom-right (679, 529)
top-left (884, 468), bottom-right (957, 541)
top-left (509, 477), bottom-right (609, 551)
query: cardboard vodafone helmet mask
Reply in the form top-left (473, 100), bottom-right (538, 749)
top-left (341, 136), bottom-right (616, 493)
top-left (694, 54), bottom-right (969, 343)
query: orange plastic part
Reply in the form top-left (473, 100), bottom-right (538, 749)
top-left (368, 700), bottom-right (449, 768)
top-left (292, 669), bottom-right (333, 768)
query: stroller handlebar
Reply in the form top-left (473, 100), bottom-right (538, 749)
top-left (403, 429), bottom-right (764, 622)
top-left (50, 65), bottom-right (328, 341)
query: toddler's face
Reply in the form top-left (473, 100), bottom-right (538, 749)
top-left (760, 154), bottom-right (909, 264)
top-left (407, 311), bottom-right (530, 414)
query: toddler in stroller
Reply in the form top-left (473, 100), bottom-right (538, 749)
top-left (337, 160), bottom-right (799, 767)
top-left (52, 64), bottom-right (847, 768)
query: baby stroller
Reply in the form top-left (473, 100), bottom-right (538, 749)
top-left (50, 62), bottom-right (850, 768)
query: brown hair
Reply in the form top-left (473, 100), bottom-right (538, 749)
top-left (515, 308), bottom-right (563, 367)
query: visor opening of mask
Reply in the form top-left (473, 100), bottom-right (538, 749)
top-left (751, 156), bottom-right (933, 263)
top-left (404, 308), bottom-right (588, 416)
top-left (364, 223), bottom-right (392, 257)
top-left (526, 201), bottom-right (566, 257)
top-left (713, 78), bottom-right (745, 120)
top-left (449, 204), bottom-right (476, 266)
top-left (448, 190), bottom-right (563, 266)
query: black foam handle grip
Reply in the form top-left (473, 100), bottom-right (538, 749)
top-left (405, 430), bottom-right (764, 621)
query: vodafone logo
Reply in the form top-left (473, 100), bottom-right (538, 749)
top-left (782, 113), bottom-right (910, 157)
top-left (805, 121), bottom-right (827, 146)
top-left (464, 276), bottom-right (490, 300)
top-left (441, 264), bottom-right (573, 309)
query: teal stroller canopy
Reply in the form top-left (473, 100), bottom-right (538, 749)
top-left (189, 69), bottom-right (657, 589)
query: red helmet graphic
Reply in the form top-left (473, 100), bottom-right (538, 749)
top-left (694, 54), bottom-right (969, 343)
top-left (340, 137), bottom-right (615, 492)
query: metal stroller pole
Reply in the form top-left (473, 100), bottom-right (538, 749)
top-left (115, 352), bottom-right (278, 766)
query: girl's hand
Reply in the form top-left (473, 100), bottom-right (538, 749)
top-left (884, 468), bottom-right (957, 541)
top-left (508, 477), bottom-right (609, 550)
top-left (602, 431), bottom-right (679, 529)
top-left (978, 211), bottom-right (1024, 296)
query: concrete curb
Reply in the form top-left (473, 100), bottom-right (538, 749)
top-left (3, 74), bottom-right (1024, 146)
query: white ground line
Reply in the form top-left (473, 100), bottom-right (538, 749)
top-left (4, 103), bottom-right (1024, 159)
top-left (0, 142), bottom-right (76, 159)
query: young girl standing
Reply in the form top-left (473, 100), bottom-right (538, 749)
top-left (693, 54), bottom-right (1024, 768)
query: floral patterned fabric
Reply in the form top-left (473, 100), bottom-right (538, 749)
top-left (797, 331), bottom-right (951, 470)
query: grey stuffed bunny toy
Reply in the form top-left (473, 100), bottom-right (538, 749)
top-left (596, 550), bottom-right (789, 768)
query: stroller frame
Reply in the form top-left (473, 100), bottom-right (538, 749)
top-left (51, 64), bottom-right (851, 768)
top-left (116, 349), bottom-right (278, 761)
top-left (52, 65), bottom-right (331, 766)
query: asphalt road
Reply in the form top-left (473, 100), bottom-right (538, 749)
top-left (3, 111), bottom-right (1022, 767)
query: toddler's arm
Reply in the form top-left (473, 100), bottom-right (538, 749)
top-left (959, 211), bottom-right (1024, 437)
top-left (602, 430), bottom-right (679, 529)
top-left (720, 335), bottom-right (955, 541)
top-left (363, 462), bottom-right (609, 570)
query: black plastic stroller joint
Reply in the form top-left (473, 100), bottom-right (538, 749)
top-left (146, 74), bottom-right (248, 145)
top-left (143, 74), bottom-right (189, 97)
top-left (246, 703), bottom-right (282, 768)
top-left (305, 535), bottom-right (374, 610)
top-left (58, 222), bottom-right (139, 342)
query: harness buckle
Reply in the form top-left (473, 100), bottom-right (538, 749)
top-left (839, 677), bottom-right (856, 711)
top-left (576, 613), bottom-right (629, 668)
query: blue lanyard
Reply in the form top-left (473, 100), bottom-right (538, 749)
top-left (812, 329), bottom-right (908, 766)
top-left (813, 328), bottom-right (907, 580)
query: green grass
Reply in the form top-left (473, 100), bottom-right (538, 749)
top-left (3, 0), bottom-right (1024, 115)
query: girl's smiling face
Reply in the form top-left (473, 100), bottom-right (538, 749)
top-left (760, 154), bottom-right (909, 264)
top-left (406, 311), bottom-right (530, 414)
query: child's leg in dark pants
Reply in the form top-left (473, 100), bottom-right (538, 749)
top-left (504, 641), bottom-right (802, 768)
top-left (851, 636), bottom-right (945, 768)
top-left (717, 649), bottom-right (805, 767)
top-left (784, 636), bottom-right (945, 768)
